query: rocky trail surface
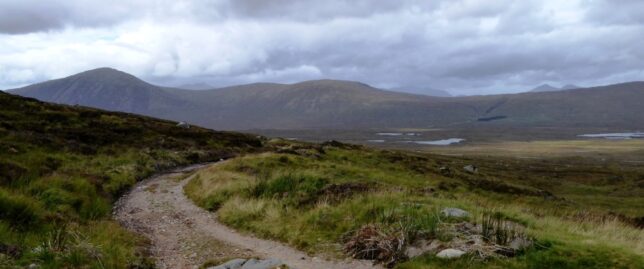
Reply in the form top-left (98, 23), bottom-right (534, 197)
top-left (114, 163), bottom-right (381, 269)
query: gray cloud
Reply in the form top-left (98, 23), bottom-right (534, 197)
top-left (0, 0), bottom-right (139, 33)
top-left (1, 0), bottom-right (643, 95)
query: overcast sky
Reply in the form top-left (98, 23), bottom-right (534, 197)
top-left (1, 0), bottom-right (643, 95)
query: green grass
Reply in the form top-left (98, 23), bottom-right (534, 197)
top-left (186, 141), bottom-right (644, 268)
top-left (0, 92), bottom-right (263, 268)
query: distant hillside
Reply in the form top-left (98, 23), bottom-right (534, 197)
top-left (390, 86), bottom-right (452, 97)
top-left (177, 82), bottom-right (214, 90)
top-left (10, 68), bottom-right (644, 130)
top-left (561, 84), bottom-right (580, 90)
top-left (530, 83), bottom-right (580, 92)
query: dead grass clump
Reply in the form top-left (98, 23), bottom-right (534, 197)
top-left (566, 210), bottom-right (644, 230)
top-left (344, 224), bottom-right (407, 268)
top-left (316, 182), bottom-right (372, 204)
top-left (466, 177), bottom-right (545, 197)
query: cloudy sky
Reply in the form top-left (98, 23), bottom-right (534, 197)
top-left (1, 0), bottom-right (643, 95)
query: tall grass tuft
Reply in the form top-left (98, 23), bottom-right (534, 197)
top-left (0, 189), bottom-right (44, 228)
top-left (480, 212), bottom-right (528, 246)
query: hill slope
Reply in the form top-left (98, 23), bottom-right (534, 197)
top-left (10, 68), bottom-right (644, 130)
top-left (529, 84), bottom-right (581, 92)
top-left (0, 90), bottom-right (262, 267)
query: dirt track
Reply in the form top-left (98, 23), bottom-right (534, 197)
top-left (114, 163), bottom-right (381, 269)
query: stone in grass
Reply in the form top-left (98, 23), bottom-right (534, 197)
top-left (441, 207), bottom-right (470, 218)
top-left (436, 248), bottom-right (466, 259)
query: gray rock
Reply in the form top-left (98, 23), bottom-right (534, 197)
top-left (439, 166), bottom-right (452, 176)
top-left (509, 237), bottom-right (532, 250)
top-left (441, 207), bottom-right (470, 218)
top-left (405, 240), bottom-right (442, 258)
top-left (436, 248), bottom-right (466, 259)
top-left (176, 121), bottom-right (190, 128)
top-left (28, 264), bottom-right (39, 269)
top-left (208, 258), bottom-right (246, 269)
top-left (241, 258), bottom-right (285, 269)
top-left (463, 165), bottom-right (478, 173)
top-left (209, 258), bottom-right (288, 269)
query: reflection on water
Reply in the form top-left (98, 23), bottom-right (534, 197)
top-left (376, 132), bottom-right (420, 136)
top-left (578, 132), bottom-right (644, 139)
top-left (376, 132), bottom-right (403, 136)
top-left (413, 138), bottom-right (465, 145)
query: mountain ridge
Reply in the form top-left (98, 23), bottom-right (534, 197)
top-left (530, 83), bottom-right (581, 92)
top-left (10, 68), bottom-right (644, 130)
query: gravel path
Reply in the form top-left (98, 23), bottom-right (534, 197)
top-left (114, 163), bottom-right (381, 269)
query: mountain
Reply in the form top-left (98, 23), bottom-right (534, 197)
top-left (428, 89), bottom-right (452, 97)
top-left (175, 79), bottom-right (469, 129)
top-left (390, 86), bottom-right (452, 97)
top-left (529, 84), bottom-right (560, 92)
top-left (561, 84), bottom-right (580, 90)
top-left (10, 68), bottom-right (644, 130)
top-left (9, 68), bottom-right (202, 122)
top-left (530, 83), bottom-right (581, 92)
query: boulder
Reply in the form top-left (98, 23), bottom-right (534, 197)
top-left (441, 207), bottom-right (470, 218)
top-left (436, 248), bottom-right (466, 259)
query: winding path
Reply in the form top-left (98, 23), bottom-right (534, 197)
top-left (114, 163), bottom-right (381, 269)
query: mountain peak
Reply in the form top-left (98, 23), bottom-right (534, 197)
top-left (8, 67), bottom-right (166, 115)
top-left (530, 84), bottom-right (560, 92)
top-left (75, 67), bottom-right (142, 82)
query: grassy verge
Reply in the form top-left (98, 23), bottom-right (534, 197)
top-left (0, 92), bottom-right (263, 268)
top-left (185, 140), bottom-right (644, 268)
